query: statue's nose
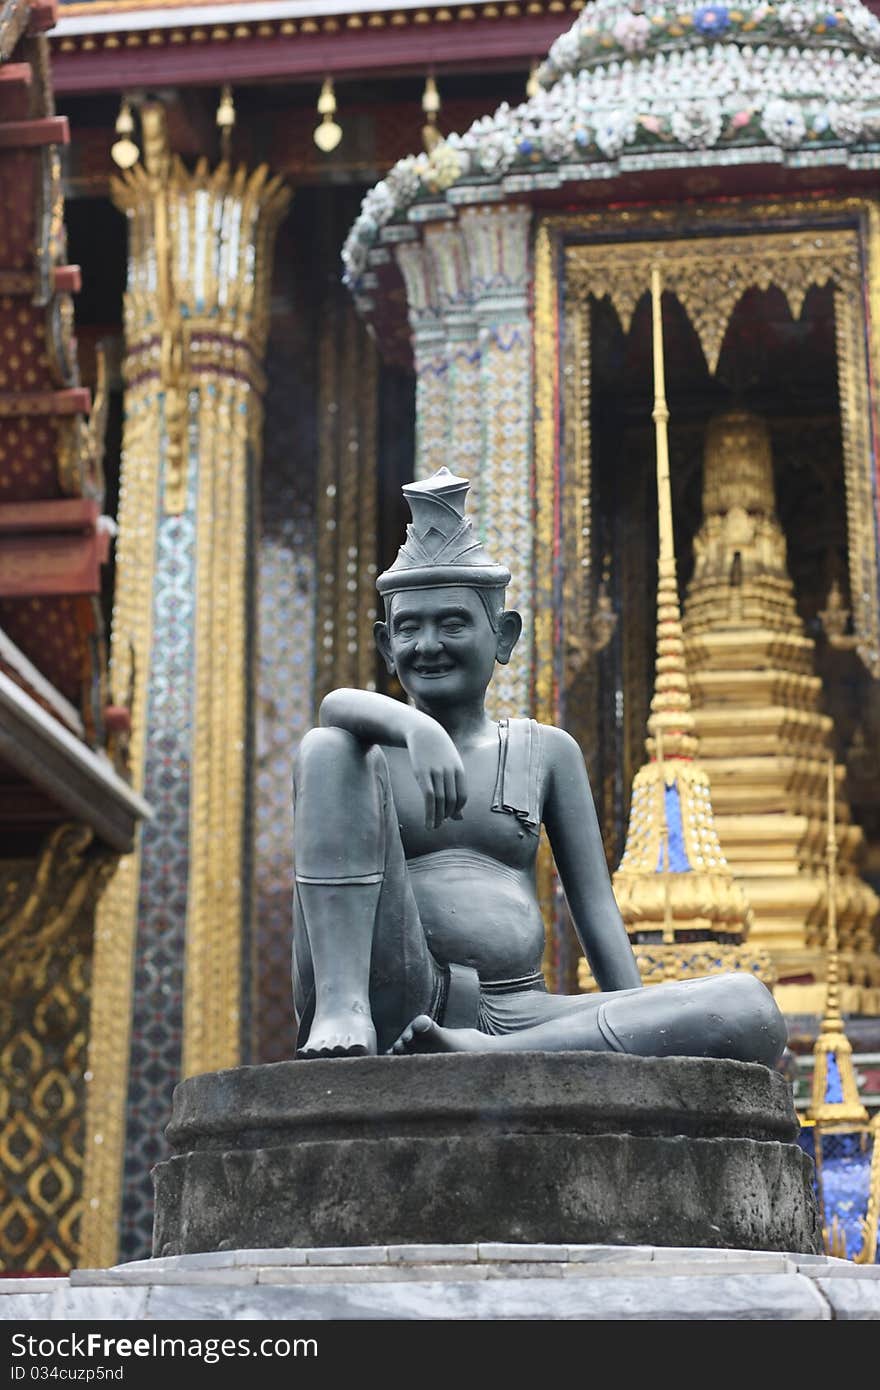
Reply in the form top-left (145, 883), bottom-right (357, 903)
top-left (415, 627), bottom-right (441, 654)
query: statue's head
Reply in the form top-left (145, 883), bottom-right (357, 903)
top-left (374, 468), bottom-right (522, 704)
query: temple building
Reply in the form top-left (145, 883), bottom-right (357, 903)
top-left (1, 0), bottom-right (880, 1273)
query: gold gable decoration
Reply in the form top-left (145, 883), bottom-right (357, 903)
top-left (566, 230), bottom-right (860, 378)
top-left (565, 224), bottom-right (880, 683)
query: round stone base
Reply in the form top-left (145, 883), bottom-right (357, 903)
top-left (153, 1052), bottom-right (819, 1257)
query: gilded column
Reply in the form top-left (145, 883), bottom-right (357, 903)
top-left (80, 105), bottom-right (288, 1266)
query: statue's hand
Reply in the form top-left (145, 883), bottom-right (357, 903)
top-left (405, 723), bottom-right (467, 830)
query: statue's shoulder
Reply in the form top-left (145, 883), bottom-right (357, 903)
top-left (535, 722), bottom-right (586, 773)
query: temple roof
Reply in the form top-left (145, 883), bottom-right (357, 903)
top-left (0, 0), bottom-right (148, 851)
top-left (344, 1), bottom-right (880, 285)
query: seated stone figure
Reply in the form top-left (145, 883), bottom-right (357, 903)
top-left (293, 467), bottom-right (786, 1065)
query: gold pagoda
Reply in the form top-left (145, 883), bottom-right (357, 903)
top-left (683, 411), bottom-right (879, 1014)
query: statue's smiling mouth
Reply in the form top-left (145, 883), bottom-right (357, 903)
top-left (413, 664), bottom-right (454, 676)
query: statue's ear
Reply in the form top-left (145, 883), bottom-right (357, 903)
top-left (374, 621), bottom-right (396, 674)
top-left (495, 610), bottom-right (522, 666)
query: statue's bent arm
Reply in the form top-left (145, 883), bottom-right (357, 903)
top-left (319, 687), bottom-right (466, 827)
top-left (542, 725), bottom-right (642, 992)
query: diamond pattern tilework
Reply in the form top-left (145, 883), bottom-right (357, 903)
top-left (253, 288), bottom-right (317, 1065)
top-left (0, 939), bottom-right (90, 1274)
top-left (118, 432), bottom-right (197, 1263)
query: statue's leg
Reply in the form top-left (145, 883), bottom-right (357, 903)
top-left (392, 973), bottom-right (786, 1068)
top-left (293, 727), bottom-right (385, 1057)
top-left (594, 973), bottom-right (787, 1067)
top-left (292, 726), bottom-right (438, 1058)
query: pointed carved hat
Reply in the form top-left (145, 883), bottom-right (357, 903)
top-left (376, 467), bottom-right (511, 597)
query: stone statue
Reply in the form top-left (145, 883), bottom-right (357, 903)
top-left (292, 467), bottom-right (786, 1065)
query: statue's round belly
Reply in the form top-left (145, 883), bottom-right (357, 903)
top-left (409, 861), bottom-right (545, 979)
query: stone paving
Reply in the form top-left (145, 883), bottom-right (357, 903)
top-left (2, 1245), bottom-right (879, 1320)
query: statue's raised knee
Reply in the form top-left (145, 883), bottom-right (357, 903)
top-left (297, 724), bottom-right (364, 772)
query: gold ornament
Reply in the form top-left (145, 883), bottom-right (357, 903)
top-left (216, 84), bottom-right (235, 160)
top-left (801, 757), bottom-right (878, 1264)
top-left (422, 74), bottom-right (441, 152)
top-left (314, 78), bottom-right (342, 153)
top-left (110, 99), bottom-right (139, 170)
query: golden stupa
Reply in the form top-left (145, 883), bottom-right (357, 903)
top-left (682, 411), bottom-right (880, 1014)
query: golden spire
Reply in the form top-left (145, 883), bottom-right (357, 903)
top-left (645, 265), bottom-right (697, 765)
top-left (610, 268), bottom-right (762, 983)
top-left (806, 755), bottom-right (870, 1126)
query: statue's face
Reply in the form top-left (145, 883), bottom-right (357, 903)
top-left (377, 585), bottom-right (519, 707)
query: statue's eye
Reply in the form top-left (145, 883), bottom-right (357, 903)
top-left (441, 620), bottom-right (465, 634)
top-left (396, 622), bottom-right (418, 637)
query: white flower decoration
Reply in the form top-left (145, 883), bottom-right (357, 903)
top-left (341, 236), bottom-right (368, 286)
top-left (360, 180), bottom-right (395, 228)
top-left (613, 12), bottom-right (651, 55)
top-left (778, 3), bottom-right (809, 36)
top-left (593, 108), bottom-right (637, 158)
top-left (761, 97), bottom-right (807, 147)
top-left (385, 156), bottom-right (421, 205)
top-left (851, 5), bottom-right (880, 51)
top-left (827, 101), bottom-right (864, 142)
top-left (670, 98), bottom-right (724, 149)
top-left (477, 129), bottom-right (518, 175)
top-left (538, 117), bottom-right (577, 161)
top-left (547, 28), bottom-right (579, 77)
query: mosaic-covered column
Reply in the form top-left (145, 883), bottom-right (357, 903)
top-left (80, 105), bottom-right (289, 1266)
top-left (423, 225), bottom-right (482, 483)
top-left (394, 207), bottom-right (534, 715)
top-left (460, 205), bottom-right (533, 718)
top-left (394, 240), bottom-right (448, 479)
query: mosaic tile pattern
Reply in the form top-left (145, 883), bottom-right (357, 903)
top-left (118, 415), bottom-right (197, 1262)
top-left (254, 519), bottom-right (315, 1063)
top-left (253, 289), bottom-right (317, 1066)
top-left (480, 324), bottom-right (533, 720)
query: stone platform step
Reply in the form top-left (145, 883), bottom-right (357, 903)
top-left (2, 1245), bottom-right (878, 1320)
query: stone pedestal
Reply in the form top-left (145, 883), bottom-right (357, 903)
top-left (153, 1052), bottom-right (819, 1257)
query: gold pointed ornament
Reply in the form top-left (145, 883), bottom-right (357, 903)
top-left (607, 267), bottom-right (770, 987)
top-left (216, 85), bottom-right (235, 160)
top-left (314, 79), bottom-right (342, 153)
top-left (526, 61), bottom-right (541, 99)
top-left (111, 99), bottom-right (139, 170)
top-left (800, 756), bottom-right (878, 1263)
top-left (422, 75), bottom-right (441, 152)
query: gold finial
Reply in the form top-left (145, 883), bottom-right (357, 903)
top-left (646, 265), bottom-right (697, 763)
top-left (526, 60), bottom-right (541, 98)
top-left (806, 754), bottom-right (869, 1126)
top-left (819, 575), bottom-right (858, 651)
top-left (422, 74), bottom-right (441, 152)
top-left (111, 98), bottom-right (139, 170)
top-left (216, 84), bottom-right (236, 161)
top-left (140, 100), bottom-right (170, 183)
top-left (314, 78), bottom-right (343, 153)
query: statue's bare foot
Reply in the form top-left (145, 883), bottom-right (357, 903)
top-left (298, 1012), bottom-right (377, 1059)
top-left (388, 1014), bottom-right (487, 1055)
